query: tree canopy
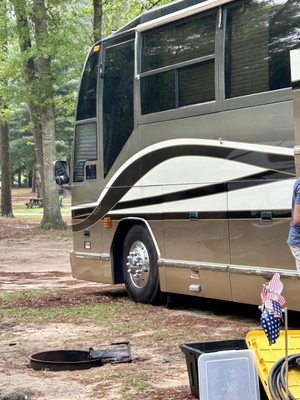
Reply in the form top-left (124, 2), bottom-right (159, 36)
top-left (0, 0), bottom-right (171, 226)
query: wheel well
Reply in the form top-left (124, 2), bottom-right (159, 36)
top-left (111, 219), bottom-right (155, 284)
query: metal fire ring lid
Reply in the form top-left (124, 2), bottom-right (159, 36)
top-left (29, 350), bottom-right (102, 371)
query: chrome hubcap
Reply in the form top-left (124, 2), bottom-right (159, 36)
top-left (126, 240), bottom-right (150, 288)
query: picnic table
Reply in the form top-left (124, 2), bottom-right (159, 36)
top-left (25, 198), bottom-right (43, 208)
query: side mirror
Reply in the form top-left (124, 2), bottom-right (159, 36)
top-left (54, 160), bottom-right (69, 185)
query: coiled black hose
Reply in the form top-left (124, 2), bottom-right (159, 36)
top-left (268, 354), bottom-right (300, 400)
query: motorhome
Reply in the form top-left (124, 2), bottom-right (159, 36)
top-left (55, 0), bottom-right (300, 310)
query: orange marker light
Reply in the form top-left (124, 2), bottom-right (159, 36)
top-left (103, 217), bottom-right (112, 228)
top-left (93, 45), bottom-right (100, 53)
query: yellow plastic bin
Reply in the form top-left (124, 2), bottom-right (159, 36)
top-left (246, 330), bottom-right (300, 400)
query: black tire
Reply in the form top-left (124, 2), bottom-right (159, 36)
top-left (122, 225), bottom-right (162, 304)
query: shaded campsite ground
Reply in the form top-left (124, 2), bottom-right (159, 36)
top-left (0, 215), bottom-right (270, 400)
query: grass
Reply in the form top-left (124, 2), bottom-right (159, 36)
top-left (13, 202), bottom-right (71, 215)
top-left (0, 301), bottom-right (123, 326)
top-left (0, 289), bottom-right (195, 344)
top-left (8, 188), bottom-right (71, 218)
top-left (0, 290), bottom-right (150, 333)
top-left (0, 290), bottom-right (209, 342)
top-left (0, 331), bottom-right (18, 343)
top-left (122, 370), bottom-right (148, 399)
top-left (10, 201), bottom-right (71, 222)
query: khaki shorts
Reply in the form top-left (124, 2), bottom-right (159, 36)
top-left (288, 244), bottom-right (300, 273)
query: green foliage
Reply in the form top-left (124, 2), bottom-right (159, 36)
top-left (0, 0), bottom-right (172, 180)
top-left (9, 105), bottom-right (35, 183)
top-left (102, 0), bottom-right (172, 38)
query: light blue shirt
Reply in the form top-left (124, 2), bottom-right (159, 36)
top-left (287, 177), bottom-right (300, 246)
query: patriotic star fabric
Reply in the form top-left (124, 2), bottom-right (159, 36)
top-left (261, 301), bottom-right (284, 345)
top-left (260, 273), bottom-right (285, 346)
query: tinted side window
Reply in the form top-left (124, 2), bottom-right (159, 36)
top-left (76, 51), bottom-right (99, 121)
top-left (142, 13), bottom-right (216, 72)
top-left (73, 123), bottom-right (97, 183)
top-left (141, 71), bottom-right (175, 114)
top-left (141, 12), bottom-right (216, 115)
top-left (103, 40), bottom-right (134, 177)
top-left (225, 0), bottom-right (300, 99)
top-left (179, 60), bottom-right (215, 107)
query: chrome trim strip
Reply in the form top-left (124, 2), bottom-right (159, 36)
top-left (158, 258), bottom-right (299, 279)
top-left (74, 251), bottom-right (110, 261)
top-left (158, 258), bottom-right (229, 272)
top-left (230, 266), bottom-right (299, 279)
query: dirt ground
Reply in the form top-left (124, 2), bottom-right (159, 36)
top-left (0, 218), bottom-right (263, 400)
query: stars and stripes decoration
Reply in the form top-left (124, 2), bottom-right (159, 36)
top-left (260, 273), bottom-right (285, 345)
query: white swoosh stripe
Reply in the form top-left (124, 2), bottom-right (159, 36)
top-left (109, 179), bottom-right (295, 214)
top-left (72, 139), bottom-right (293, 211)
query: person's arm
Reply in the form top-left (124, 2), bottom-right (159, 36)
top-left (294, 203), bottom-right (300, 226)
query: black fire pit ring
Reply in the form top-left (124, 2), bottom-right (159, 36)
top-left (29, 350), bottom-right (102, 371)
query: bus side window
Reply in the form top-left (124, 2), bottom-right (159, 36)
top-left (225, 0), bottom-right (300, 99)
top-left (140, 11), bottom-right (217, 115)
top-left (73, 123), bottom-right (97, 183)
top-left (86, 164), bottom-right (97, 180)
top-left (76, 51), bottom-right (99, 121)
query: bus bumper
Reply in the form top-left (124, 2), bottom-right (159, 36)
top-left (70, 251), bottom-right (113, 284)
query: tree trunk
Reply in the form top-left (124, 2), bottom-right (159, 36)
top-left (18, 169), bottom-right (21, 187)
top-left (0, 113), bottom-right (14, 218)
top-left (11, 0), bottom-right (45, 201)
top-left (93, 0), bottom-right (103, 43)
top-left (36, 170), bottom-right (42, 198)
top-left (32, 168), bottom-right (36, 192)
top-left (0, 0), bottom-right (13, 217)
top-left (33, 0), bottom-right (66, 229)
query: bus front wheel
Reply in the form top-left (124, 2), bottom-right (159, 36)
top-left (122, 225), bottom-right (162, 304)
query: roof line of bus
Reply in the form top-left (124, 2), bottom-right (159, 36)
top-left (100, 0), bottom-right (234, 44)
top-left (117, 0), bottom-right (186, 34)
top-left (136, 0), bottom-right (234, 32)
